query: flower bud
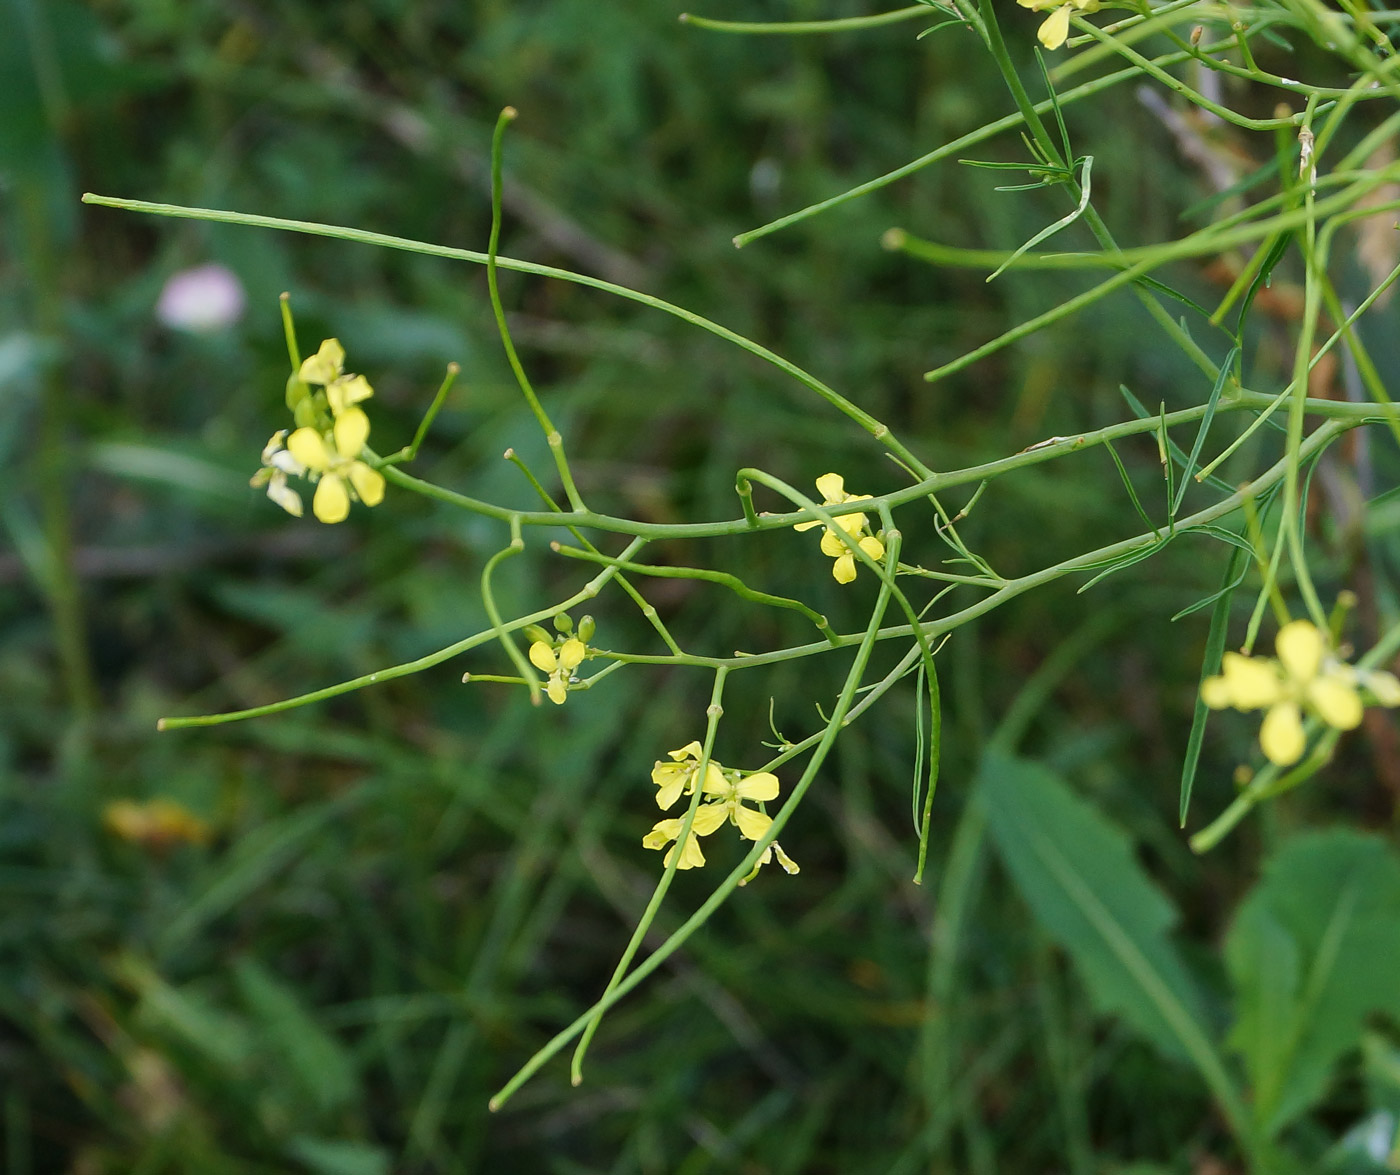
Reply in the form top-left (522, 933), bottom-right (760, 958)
top-left (522, 625), bottom-right (552, 646)
top-left (577, 614), bottom-right (596, 642)
top-left (553, 613), bottom-right (574, 634)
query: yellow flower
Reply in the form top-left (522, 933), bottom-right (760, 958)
top-left (286, 407), bottom-right (386, 524)
top-left (644, 751), bottom-right (795, 875)
top-left (299, 338), bottom-right (375, 417)
top-left (651, 741), bottom-right (725, 809)
top-left (528, 637), bottom-right (586, 704)
top-left (642, 817), bottom-right (711, 870)
top-left (1016, 0), bottom-right (1100, 49)
top-left (701, 769), bottom-right (780, 841)
top-left (1202, 619), bottom-right (1400, 766)
top-left (793, 472), bottom-right (887, 584)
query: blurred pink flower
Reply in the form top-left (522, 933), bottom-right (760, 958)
top-left (156, 263), bottom-right (246, 332)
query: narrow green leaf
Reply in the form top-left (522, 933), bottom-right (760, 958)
top-left (1172, 347), bottom-right (1238, 517)
top-left (1179, 542), bottom-right (1246, 824)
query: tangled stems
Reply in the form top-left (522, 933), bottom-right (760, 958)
top-left (158, 410), bottom-right (1361, 731)
top-left (104, 4), bottom-right (1400, 1131)
top-left (491, 527), bottom-right (904, 1110)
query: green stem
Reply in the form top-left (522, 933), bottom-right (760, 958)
top-left (679, 5), bottom-right (929, 33)
top-left (82, 193), bottom-right (931, 479)
top-left (493, 526), bottom-right (901, 1110)
top-left (568, 669), bottom-right (730, 1083)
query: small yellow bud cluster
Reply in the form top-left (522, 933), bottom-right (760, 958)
top-left (793, 473), bottom-right (886, 584)
top-left (1202, 619), bottom-right (1400, 766)
top-left (251, 338), bottom-right (385, 524)
top-left (524, 613), bottom-right (595, 705)
top-left (643, 741), bottom-right (799, 876)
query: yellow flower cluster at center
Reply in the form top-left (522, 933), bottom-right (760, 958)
top-left (643, 741), bottom-right (798, 875)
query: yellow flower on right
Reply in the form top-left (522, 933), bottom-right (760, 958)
top-left (1202, 619), bottom-right (1400, 766)
top-left (1016, 0), bottom-right (1100, 49)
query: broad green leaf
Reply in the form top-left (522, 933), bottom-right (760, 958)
top-left (235, 958), bottom-right (359, 1117)
top-left (1226, 830), bottom-right (1400, 1138)
top-left (978, 752), bottom-right (1239, 1122)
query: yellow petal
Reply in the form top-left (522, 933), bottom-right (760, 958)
top-left (832, 553), bottom-right (857, 584)
top-left (772, 842), bottom-right (800, 874)
top-left (287, 427), bottom-right (332, 472)
top-left (334, 406), bottom-right (370, 458)
top-left (1038, 4), bottom-right (1071, 48)
top-left (528, 642), bottom-right (557, 673)
top-left (815, 472), bottom-right (846, 503)
top-left (328, 373), bottom-right (374, 416)
top-left (1308, 675), bottom-right (1362, 730)
top-left (655, 779), bottom-right (685, 810)
top-left (1219, 652), bottom-right (1283, 710)
top-left (546, 674), bottom-right (568, 704)
top-left (692, 804), bottom-right (729, 836)
top-left (666, 833), bottom-right (706, 870)
top-left (1201, 675), bottom-right (1232, 709)
top-left (735, 806), bottom-right (773, 841)
top-left (651, 761), bottom-right (681, 787)
top-left (669, 741), bottom-right (703, 762)
top-left (265, 473), bottom-right (303, 518)
top-left (348, 462), bottom-right (385, 507)
top-left (736, 772), bottom-right (780, 802)
top-left (557, 638), bottom-right (586, 671)
top-left (1275, 620), bottom-right (1323, 684)
top-left (261, 430), bottom-right (289, 462)
top-left (299, 338), bottom-right (345, 386)
top-left (821, 528), bottom-right (848, 557)
top-left (859, 535), bottom-right (885, 562)
top-left (312, 474), bottom-right (350, 524)
top-left (1260, 702), bottom-right (1306, 766)
top-left (644, 818), bottom-right (682, 850)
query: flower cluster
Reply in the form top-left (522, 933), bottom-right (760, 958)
top-left (1202, 619), bottom-right (1400, 766)
top-left (525, 614), bottom-right (595, 705)
top-left (643, 741), bottom-right (799, 875)
top-left (251, 338), bottom-right (385, 524)
top-left (1017, 0), bottom-right (1100, 50)
top-left (793, 472), bottom-right (886, 584)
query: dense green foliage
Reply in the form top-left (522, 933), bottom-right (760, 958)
top-left (5, 1), bottom-right (1400, 1173)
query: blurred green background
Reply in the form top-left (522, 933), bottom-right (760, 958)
top-left (4, 1), bottom-right (1400, 1172)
